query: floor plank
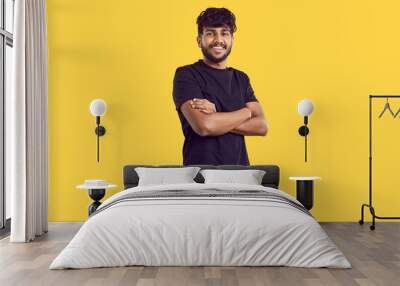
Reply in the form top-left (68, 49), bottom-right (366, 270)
top-left (0, 222), bottom-right (399, 286)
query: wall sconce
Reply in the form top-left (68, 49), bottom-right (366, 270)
top-left (297, 99), bottom-right (314, 162)
top-left (89, 99), bottom-right (107, 162)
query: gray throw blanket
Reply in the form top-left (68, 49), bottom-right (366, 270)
top-left (91, 189), bottom-right (311, 218)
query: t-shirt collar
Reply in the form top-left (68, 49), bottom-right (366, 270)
top-left (198, 59), bottom-right (230, 72)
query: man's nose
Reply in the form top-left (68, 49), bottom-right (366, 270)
top-left (215, 33), bottom-right (224, 42)
top-left (214, 35), bottom-right (224, 45)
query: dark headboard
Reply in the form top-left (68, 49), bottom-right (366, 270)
top-left (123, 165), bottom-right (280, 189)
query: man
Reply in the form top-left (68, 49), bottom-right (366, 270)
top-left (173, 7), bottom-right (268, 166)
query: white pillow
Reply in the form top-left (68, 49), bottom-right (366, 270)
top-left (200, 169), bottom-right (266, 185)
top-left (135, 167), bottom-right (201, 186)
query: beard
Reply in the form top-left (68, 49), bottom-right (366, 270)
top-left (201, 44), bottom-right (232, 64)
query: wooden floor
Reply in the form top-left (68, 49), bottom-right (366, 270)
top-left (0, 222), bottom-right (399, 286)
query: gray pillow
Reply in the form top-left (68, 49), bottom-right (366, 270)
top-left (135, 167), bottom-right (201, 186)
top-left (200, 169), bottom-right (266, 185)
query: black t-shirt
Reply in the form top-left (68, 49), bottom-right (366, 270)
top-left (173, 59), bottom-right (258, 166)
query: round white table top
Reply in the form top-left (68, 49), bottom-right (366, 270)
top-left (289, 176), bottom-right (321, 181)
top-left (76, 184), bottom-right (117, 189)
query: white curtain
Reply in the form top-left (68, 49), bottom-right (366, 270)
top-left (9, 0), bottom-right (48, 242)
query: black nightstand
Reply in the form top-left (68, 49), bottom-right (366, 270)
top-left (87, 189), bottom-right (106, 215)
top-left (289, 176), bottom-right (321, 210)
top-left (77, 181), bottom-right (117, 216)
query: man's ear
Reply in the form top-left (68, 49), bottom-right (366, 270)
top-left (196, 36), bottom-right (201, 48)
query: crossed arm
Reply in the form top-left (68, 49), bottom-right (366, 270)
top-left (180, 99), bottom-right (268, 137)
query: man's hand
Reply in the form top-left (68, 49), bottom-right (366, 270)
top-left (190, 98), bottom-right (216, 114)
top-left (231, 102), bottom-right (267, 136)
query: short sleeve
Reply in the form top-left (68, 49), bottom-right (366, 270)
top-left (173, 67), bottom-right (205, 111)
top-left (244, 74), bottom-right (258, 103)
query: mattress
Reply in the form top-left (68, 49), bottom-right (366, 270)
top-left (50, 183), bottom-right (351, 269)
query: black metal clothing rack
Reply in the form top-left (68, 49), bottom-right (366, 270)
top-left (359, 95), bottom-right (400, 230)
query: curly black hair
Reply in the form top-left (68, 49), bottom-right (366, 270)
top-left (196, 8), bottom-right (237, 36)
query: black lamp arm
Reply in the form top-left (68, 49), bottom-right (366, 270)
top-left (298, 116), bottom-right (310, 162)
top-left (94, 116), bottom-right (106, 162)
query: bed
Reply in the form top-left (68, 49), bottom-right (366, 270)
top-left (50, 165), bottom-right (351, 269)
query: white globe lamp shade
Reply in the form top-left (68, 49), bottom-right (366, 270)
top-left (90, 99), bottom-right (107, 116)
top-left (298, 99), bottom-right (314, 116)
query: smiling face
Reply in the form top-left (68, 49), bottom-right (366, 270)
top-left (197, 26), bottom-right (233, 64)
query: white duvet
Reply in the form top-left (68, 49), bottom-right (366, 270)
top-left (50, 183), bottom-right (351, 269)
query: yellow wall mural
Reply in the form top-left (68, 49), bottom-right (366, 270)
top-left (47, 0), bottom-right (400, 221)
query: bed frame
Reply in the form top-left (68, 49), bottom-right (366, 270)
top-left (123, 165), bottom-right (280, 189)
